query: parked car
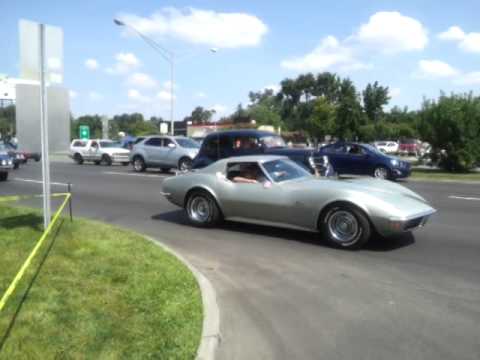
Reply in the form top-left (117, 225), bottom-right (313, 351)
top-left (1, 142), bottom-right (25, 169)
top-left (318, 142), bottom-right (411, 180)
top-left (70, 139), bottom-right (130, 165)
top-left (130, 135), bottom-right (200, 172)
top-left (398, 139), bottom-right (422, 156)
top-left (192, 129), bottom-right (329, 174)
top-left (373, 141), bottom-right (399, 154)
top-left (162, 155), bottom-right (436, 249)
top-left (0, 144), bottom-right (14, 181)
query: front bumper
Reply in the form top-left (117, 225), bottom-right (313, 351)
top-left (391, 167), bottom-right (411, 179)
top-left (111, 154), bottom-right (130, 163)
top-left (387, 208), bottom-right (436, 233)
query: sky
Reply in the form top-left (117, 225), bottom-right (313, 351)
top-left (1, 0), bottom-right (479, 121)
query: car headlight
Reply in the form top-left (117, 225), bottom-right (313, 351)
top-left (1, 160), bottom-right (5, 166)
top-left (390, 159), bottom-right (399, 166)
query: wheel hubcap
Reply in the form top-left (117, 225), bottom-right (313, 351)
top-left (328, 210), bottom-right (359, 244)
top-left (374, 167), bottom-right (387, 179)
top-left (189, 196), bottom-right (210, 222)
top-left (134, 159), bottom-right (142, 170)
top-left (180, 159), bottom-right (191, 171)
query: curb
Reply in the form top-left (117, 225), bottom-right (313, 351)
top-left (408, 178), bottom-right (480, 185)
top-left (145, 236), bottom-right (220, 360)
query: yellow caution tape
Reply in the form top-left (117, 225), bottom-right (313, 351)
top-left (0, 193), bottom-right (71, 313)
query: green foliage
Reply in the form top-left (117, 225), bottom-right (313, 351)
top-left (362, 81), bottom-right (390, 123)
top-left (0, 105), bottom-right (15, 137)
top-left (335, 79), bottom-right (364, 140)
top-left (184, 106), bottom-right (215, 125)
top-left (419, 93), bottom-right (480, 172)
top-left (306, 97), bottom-right (335, 139)
top-left (71, 114), bottom-right (103, 139)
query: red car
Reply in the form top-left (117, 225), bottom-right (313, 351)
top-left (398, 139), bottom-right (421, 156)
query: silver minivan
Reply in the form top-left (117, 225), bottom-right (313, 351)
top-left (130, 136), bottom-right (200, 172)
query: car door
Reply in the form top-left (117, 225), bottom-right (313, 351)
top-left (347, 145), bottom-right (371, 175)
top-left (323, 143), bottom-right (348, 174)
top-left (217, 162), bottom-right (290, 224)
top-left (142, 137), bottom-right (163, 164)
top-left (162, 138), bottom-right (178, 166)
top-left (88, 141), bottom-right (101, 161)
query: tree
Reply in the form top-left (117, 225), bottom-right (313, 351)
top-left (362, 81), bottom-right (390, 123)
top-left (0, 105), bottom-right (15, 138)
top-left (306, 97), bottom-right (335, 140)
top-left (247, 89), bottom-right (283, 129)
top-left (184, 106), bottom-right (215, 125)
top-left (418, 92), bottom-right (480, 172)
top-left (335, 79), bottom-right (364, 140)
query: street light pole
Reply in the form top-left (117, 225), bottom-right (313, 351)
top-left (114, 19), bottom-right (176, 135)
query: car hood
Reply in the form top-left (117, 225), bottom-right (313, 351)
top-left (285, 176), bottom-right (426, 203)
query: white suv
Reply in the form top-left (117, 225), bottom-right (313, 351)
top-left (70, 139), bottom-right (130, 166)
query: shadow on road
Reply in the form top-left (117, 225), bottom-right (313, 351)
top-left (152, 210), bottom-right (415, 251)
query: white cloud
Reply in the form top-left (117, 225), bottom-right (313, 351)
top-left (157, 90), bottom-right (175, 101)
top-left (263, 84), bottom-right (280, 94)
top-left (455, 72), bottom-right (480, 85)
top-left (85, 58), bottom-right (99, 70)
top-left (281, 36), bottom-right (368, 72)
top-left (416, 60), bottom-right (459, 78)
top-left (69, 90), bottom-right (78, 99)
top-left (88, 91), bottom-right (103, 101)
top-left (127, 89), bottom-right (152, 103)
top-left (106, 52), bottom-right (140, 74)
top-left (194, 91), bottom-right (207, 98)
top-left (126, 72), bottom-right (157, 88)
top-left (117, 7), bottom-right (268, 48)
top-left (438, 26), bottom-right (480, 53)
top-left (355, 11), bottom-right (428, 53)
top-left (438, 26), bottom-right (465, 41)
top-left (390, 87), bottom-right (401, 98)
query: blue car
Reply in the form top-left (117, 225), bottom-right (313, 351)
top-left (0, 144), bottom-right (14, 181)
top-left (318, 142), bottom-right (411, 180)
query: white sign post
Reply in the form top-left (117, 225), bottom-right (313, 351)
top-left (39, 23), bottom-right (51, 229)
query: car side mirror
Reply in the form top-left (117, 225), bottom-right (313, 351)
top-left (168, 143), bottom-right (176, 148)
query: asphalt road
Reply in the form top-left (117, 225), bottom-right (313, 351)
top-left (2, 161), bottom-right (480, 360)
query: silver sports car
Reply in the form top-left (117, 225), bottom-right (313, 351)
top-left (162, 155), bottom-right (436, 249)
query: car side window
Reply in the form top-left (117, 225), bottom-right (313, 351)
top-left (163, 138), bottom-right (174, 147)
top-left (203, 136), bottom-right (232, 160)
top-left (232, 136), bottom-right (261, 154)
top-left (91, 141), bottom-right (99, 148)
top-left (145, 138), bottom-right (162, 147)
top-left (226, 162), bottom-right (267, 184)
top-left (73, 141), bottom-right (86, 147)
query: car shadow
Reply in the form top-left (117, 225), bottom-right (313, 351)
top-left (151, 210), bottom-right (415, 252)
top-left (0, 213), bottom-right (43, 231)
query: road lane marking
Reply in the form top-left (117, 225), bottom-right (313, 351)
top-left (13, 178), bottom-right (71, 187)
top-left (449, 195), bottom-right (480, 201)
top-left (102, 171), bottom-right (169, 178)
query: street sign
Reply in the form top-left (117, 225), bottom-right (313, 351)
top-left (79, 125), bottom-right (90, 139)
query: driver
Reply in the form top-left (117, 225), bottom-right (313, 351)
top-left (232, 164), bottom-right (265, 184)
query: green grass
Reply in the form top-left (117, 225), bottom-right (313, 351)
top-left (411, 168), bottom-right (480, 182)
top-left (0, 205), bottom-right (202, 359)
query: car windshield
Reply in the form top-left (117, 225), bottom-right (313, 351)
top-left (260, 135), bottom-right (286, 148)
top-left (363, 144), bottom-right (386, 156)
top-left (100, 141), bottom-right (122, 148)
top-left (176, 138), bottom-right (200, 148)
top-left (262, 159), bottom-right (311, 182)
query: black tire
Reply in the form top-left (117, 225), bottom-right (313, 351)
top-left (74, 153), bottom-right (84, 165)
top-left (0, 172), bottom-right (8, 181)
top-left (178, 157), bottom-right (192, 172)
top-left (101, 154), bottom-right (112, 166)
top-left (122, 162), bottom-right (130, 166)
top-left (94, 160), bottom-right (101, 165)
top-left (185, 190), bottom-right (222, 228)
top-left (34, 156), bottom-right (40, 162)
top-left (160, 167), bottom-right (171, 173)
top-left (373, 166), bottom-right (391, 180)
top-left (13, 162), bottom-right (19, 170)
top-left (320, 204), bottom-right (371, 250)
top-left (132, 156), bottom-right (146, 172)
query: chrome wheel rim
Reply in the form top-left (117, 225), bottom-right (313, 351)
top-left (134, 159), bottom-right (143, 171)
top-left (328, 210), bottom-right (359, 244)
top-left (179, 158), bottom-right (192, 171)
top-left (374, 167), bottom-right (388, 179)
top-left (189, 196), bottom-right (210, 223)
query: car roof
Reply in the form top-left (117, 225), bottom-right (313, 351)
top-left (204, 129), bottom-right (277, 139)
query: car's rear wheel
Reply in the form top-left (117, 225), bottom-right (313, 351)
top-left (13, 162), bottom-right (19, 170)
top-left (94, 160), bottom-right (101, 165)
top-left (74, 153), bottom-right (84, 165)
top-left (373, 166), bottom-right (390, 180)
top-left (186, 190), bottom-right (222, 227)
top-left (321, 204), bottom-right (370, 249)
top-left (101, 154), bottom-right (112, 166)
top-left (132, 156), bottom-right (146, 172)
top-left (178, 157), bottom-right (192, 172)
top-left (0, 172), bottom-right (8, 181)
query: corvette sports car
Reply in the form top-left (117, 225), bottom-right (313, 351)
top-left (162, 155), bottom-right (436, 249)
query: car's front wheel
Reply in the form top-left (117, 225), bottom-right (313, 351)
top-left (132, 156), bottom-right (146, 172)
top-left (321, 204), bottom-right (370, 249)
top-left (373, 166), bottom-right (390, 180)
top-left (186, 190), bottom-right (222, 227)
top-left (74, 153), bottom-right (84, 165)
top-left (178, 157), bottom-right (192, 172)
top-left (101, 154), bottom-right (112, 166)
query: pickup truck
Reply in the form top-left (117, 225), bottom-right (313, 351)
top-left (70, 139), bottom-right (131, 165)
